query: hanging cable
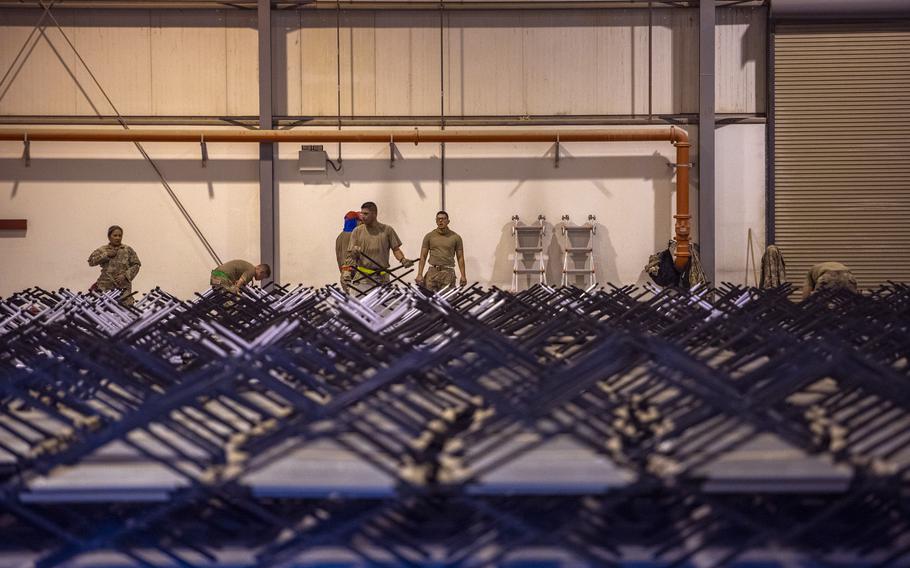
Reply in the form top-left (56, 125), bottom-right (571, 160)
top-left (326, 0), bottom-right (344, 173)
top-left (439, 0), bottom-right (446, 211)
top-left (35, 0), bottom-right (223, 267)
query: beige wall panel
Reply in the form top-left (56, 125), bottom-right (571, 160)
top-left (71, 11), bottom-right (152, 116)
top-left (648, 9), bottom-right (697, 115)
top-left (370, 12), bottom-right (440, 116)
top-left (0, 10), bottom-right (77, 115)
top-left (596, 9), bottom-right (648, 115)
top-left (226, 12), bottom-right (258, 116)
top-left (521, 11), bottom-right (599, 116)
top-left (716, 7), bottom-right (766, 114)
top-left (632, 12), bottom-right (654, 116)
top-left (445, 12), bottom-right (525, 116)
top-left (346, 13), bottom-right (376, 116)
top-left (300, 12), bottom-right (342, 117)
top-left (150, 11), bottom-right (227, 116)
top-left (0, 7), bottom-right (765, 118)
top-left (273, 11), bottom-right (301, 117)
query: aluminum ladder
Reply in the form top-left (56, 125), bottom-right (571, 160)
top-left (560, 214), bottom-right (597, 289)
top-left (511, 214), bottom-right (546, 291)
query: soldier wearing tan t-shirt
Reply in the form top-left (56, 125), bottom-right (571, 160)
top-left (416, 211), bottom-right (467, 292)
top-left (344, 201), bottom-right (414, 290)
top-left (336, 211), bottom-right (362, 292)
top-left (211, 259), bottom-right (271, 294)
top-left (801, 261), bottom-right (857, 300)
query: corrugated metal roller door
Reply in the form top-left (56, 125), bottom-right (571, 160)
top-left (773, 23), bottom-right (910, 289)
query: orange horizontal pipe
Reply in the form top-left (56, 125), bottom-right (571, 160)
top-left (0, 127), bottom-right (688, 145)
top-left (0, 126), bottom-right (691, 270)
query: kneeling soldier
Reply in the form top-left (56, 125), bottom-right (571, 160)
top-left (211, 259), bottom-right (270, 294)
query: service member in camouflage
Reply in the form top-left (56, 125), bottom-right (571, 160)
top-left (210, 259), bottom-right (271, 294)
top-left (802, 261), bottom-right (857, 299)
top-left (336, 210), bottom-right (362, 293)
top-left (343, 201), bottom-right (414, 291)
top-left (415, 211), bottom-right (467, 293)
top-left (87, 225), bottom-right (142, 306)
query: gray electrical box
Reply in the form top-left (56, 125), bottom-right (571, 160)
top-left (298, 145), bottom-right (328, 173)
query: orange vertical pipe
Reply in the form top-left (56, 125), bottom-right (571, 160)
top-left (673, 140), bottom-right (691, 270)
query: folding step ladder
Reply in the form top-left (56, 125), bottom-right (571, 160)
top-left (560, 214), bottom-right (597, 289)
top-left (512, 215), bottom-right (547, 291)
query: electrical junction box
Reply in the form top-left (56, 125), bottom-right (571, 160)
top-left (298, 145), bottom-right (328, 173)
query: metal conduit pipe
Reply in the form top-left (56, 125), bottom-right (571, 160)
top-left (0, 126), bottom-right (693, 268)
top-left (0, 1), bottom-right (705, 10)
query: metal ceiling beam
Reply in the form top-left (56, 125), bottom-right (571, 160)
top-left (698, 0), bottom-right (715, 283)
top-left (0, 114), bottom-right (767, 126)
top-left (258, 0), bottom-right (278, 285)
top-left (0, 0), bottom-right (773, 10)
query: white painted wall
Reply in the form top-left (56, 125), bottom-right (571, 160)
top-left (0, 131), bottom-right (260, 299)
top-left (2, 125), bottom-right (717, 296)
top-left (0, 124), bottom-right (765, 296)
top-left (714, 123), bottom-right (766, 286)
top-left (277, 126), bottom-right (698, 290)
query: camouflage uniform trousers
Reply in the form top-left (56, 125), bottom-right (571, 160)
top-left (94, 279), bottom-right (136, 306)
top-left (88, 244), bottom-right (141, 306)
top-left (343, 267), bottom-right (390, 295)
top-left (210, 275), bottom-right (240, 295)
top-left (425, 266), bottom-right (456, 293)
top-left (815, 270), bottom-right (858, 294)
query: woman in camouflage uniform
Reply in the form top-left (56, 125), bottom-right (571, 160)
top-left (87, 225), bottom-right (141, 306)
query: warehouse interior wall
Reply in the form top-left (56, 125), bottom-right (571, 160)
top-left (278, 127), bottom-right (699, 289)
top-left (0, 137), bottom-right (261, 299)
top-left (1, 122), bottom-right (776, 297)
top-left (0, 6), bottom-right (766, 297)
top-left (0, 7), bottom-right (765, 117)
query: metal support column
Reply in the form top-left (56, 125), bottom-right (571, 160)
top-left (259, 0), bottom-right (278, 284)
top-left (698, 0), bottom-right (715, 283)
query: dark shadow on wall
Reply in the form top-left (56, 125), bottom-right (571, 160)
top-left (546, 220), bottom-right (564, 286)
top-left (491, 222), bottom-right (515, 286)
top-left (743, 8), bottom-right (767, 113)
top-left (593, 223), bottom-right (620, 284)
top-left (0, 155), bottom-right (672, 183)
top-left (274, 150), bottom-right (434, 204)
